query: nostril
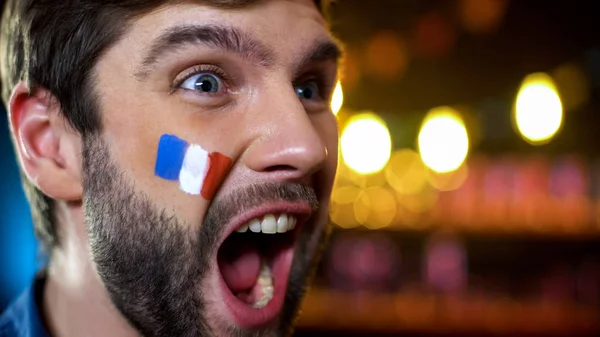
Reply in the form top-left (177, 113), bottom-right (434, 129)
top-left (264, 165), bottom-right (297, 173)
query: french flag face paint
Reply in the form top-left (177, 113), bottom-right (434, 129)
top-left (154, 134), bottom-right (232, 200)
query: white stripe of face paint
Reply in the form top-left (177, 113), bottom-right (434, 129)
top-left (178, 144), bottom-right (210, 195)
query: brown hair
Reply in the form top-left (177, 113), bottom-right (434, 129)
top-left (0, 0), bottom-right (331, 252)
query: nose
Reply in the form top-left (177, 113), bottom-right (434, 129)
top-left (242, 86), bottom-right (329, 182)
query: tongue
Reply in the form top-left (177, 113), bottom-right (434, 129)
top-left (218, 236), bottom-right (261, 293)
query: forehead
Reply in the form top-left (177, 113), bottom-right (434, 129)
top-left (118, 0), bottom-right (330, 61)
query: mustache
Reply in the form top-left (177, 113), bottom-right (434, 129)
top-left (197, 182), bottom-right (319, 263)
top-left (203, 182), bottom-right (320, 233)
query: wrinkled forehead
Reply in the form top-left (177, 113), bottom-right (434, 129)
top-left (122, 0), bottom-right (331, 59)
top-left (96, 0), bottom-right (339, 83)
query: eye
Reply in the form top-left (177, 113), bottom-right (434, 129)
top-left (294, 81), bottom-right (320, 100)
top-left (180, 73), bottom-right (223, 93)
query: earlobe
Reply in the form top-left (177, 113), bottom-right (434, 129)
top-left (9, 81), bottom-right (83, 201)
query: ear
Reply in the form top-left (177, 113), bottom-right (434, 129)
top-left (9, 81), bottom-right (83, 201)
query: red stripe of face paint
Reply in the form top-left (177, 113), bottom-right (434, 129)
top-left (201, 152), bottom-right (233, 200)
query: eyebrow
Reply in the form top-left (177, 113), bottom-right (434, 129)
top-left (135, 24), bottom-right (276, 79)
top-left (135, 23), bottom-right (343, 80)
top-left (293, 38), bottom-right (343, 76)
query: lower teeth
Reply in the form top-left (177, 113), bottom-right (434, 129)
top-left (252, 261), bottom-right (274, 308)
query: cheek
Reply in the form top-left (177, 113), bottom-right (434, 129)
top-left (154, 134), bottom-right (232, 200)
top-left (98, 92), bottom-right (234, 227)
top-left (100, 130), bottom-right (225, 230)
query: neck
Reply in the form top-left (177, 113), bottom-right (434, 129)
top-left (42, 202), bottom-right (139, 337)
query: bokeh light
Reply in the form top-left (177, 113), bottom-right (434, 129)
top-left (428, 163), bottom-right (469, 191)
top-left (330, 81), bottom-right (344, 116)
top-left (354, 187), bottom-right (397, 229)
top-left (365, 31), bottom-right (409, 80)
top-left (458, 0), bottom-right (509, 35)
top-left (514, 72), bottom-right (563, 145)
top-left (552, 63), bottom-right (590, 113)
top-left (335, 157), bottom-right (367, 187)
top-left (414, 12), bottom-right (457, 59)
top-left (396, 187), bottom-right (440, 216)
top-left (418, 107), bottom-right (470, 173)
top-left (330, 185), bottom-right (362, 229)
top-left (424, 233), bottom-right (468, 293)
top-left (341, 112), bottom-right (392, 175)
top-left (385, 149), bottom-right (428, 195)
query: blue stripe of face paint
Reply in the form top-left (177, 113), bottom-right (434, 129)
top-left (155, 134), bottom-right (189, 181)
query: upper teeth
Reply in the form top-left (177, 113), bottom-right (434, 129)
top-left (236, 213), bottom-right (297, 234)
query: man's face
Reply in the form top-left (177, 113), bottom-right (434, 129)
top-left (83, 0), bottom-right (339, 336)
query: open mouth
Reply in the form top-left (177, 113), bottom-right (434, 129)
top-left (216, 207), bottom-right (309, 328)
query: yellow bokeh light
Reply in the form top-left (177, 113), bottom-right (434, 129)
top-left (341, 112), bottom-right (392, 175)
top-left (330, 185), bottom-right (362, 229)
top-left (385, 149), bottom-right (428, 195)
top-left (428, 163), bottom-right (469, 191)
top-left (354, 187), bottom-right (397, 229)
top-left (330, 81), bottom-right (344, 116)
top-left (396, 189), bottom-right (439, 215)
top-left (418, 107), bottom-right (469, 173)
top-left (331, 185), bottom-right (362, 205)
top-left (514, 73), bottom-right (563, 145)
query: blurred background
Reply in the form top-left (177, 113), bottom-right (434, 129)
top-left (1, 0), bottom-right (600, 336)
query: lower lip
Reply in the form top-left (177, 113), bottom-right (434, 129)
top-left (218, 241), bottom-right (295, 328)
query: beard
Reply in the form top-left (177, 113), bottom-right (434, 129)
top-left (81, 136), bottom-right (329, 337)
